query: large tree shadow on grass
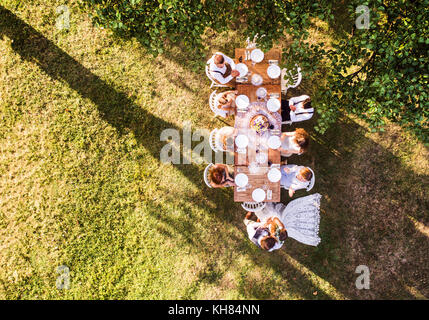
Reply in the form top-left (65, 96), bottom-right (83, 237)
top-left (0, 6), bottom-right (215, 206)
top-left (2, 6), bottom-right (428, 299)
top-left (279, 114), bottom-right (428, 299)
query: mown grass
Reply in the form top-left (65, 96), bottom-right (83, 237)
top-left (0, 0), bottom-right (428, 299)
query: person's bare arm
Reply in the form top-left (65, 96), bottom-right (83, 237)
top-left (272, 217), bottom-right (285, 230)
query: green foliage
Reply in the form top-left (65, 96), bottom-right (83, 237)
top-left (82, 0), bottom-right (428, 143)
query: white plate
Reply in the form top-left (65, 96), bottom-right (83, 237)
top-left (250, 49), bottom-right (264, 63)
top-left (267, 168), bottom-right (281, 182)
top-left (235, 134), bottom-right (249, 148)
top-left (267, 65), bottom-right (281, 79)
top-left (267, 135), bottom-right (281, 149)
top-left (235, 63), bottom-right (248, 77)
top-left (267, 98), bottom-right (281, 112)
top-left (235, 173), bottom-right (248, 188)
top-left (251, 74), bottom-right (263, 86)
top-left (236, 95), bottom-right (250, 109)
top-left (256, 87), bottom-right (267, 98)
top-left (252, 188), bottom-right (266, 202)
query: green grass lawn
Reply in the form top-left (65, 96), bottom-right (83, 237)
top-left (0, 0), bottom-right (428, 299)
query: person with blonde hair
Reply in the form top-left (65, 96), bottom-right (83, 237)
top-left (280, 165), bottom-right (313, 197)
top-left (279, 128), bottom-right (310, 157)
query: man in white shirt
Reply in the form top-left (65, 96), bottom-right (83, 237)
top-left (281, 95), bottom-right (314, 123)
top-left (207, 52), bottom-right (239, 85)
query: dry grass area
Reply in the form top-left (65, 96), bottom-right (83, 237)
top-left (0, 0), bottom-right (427, 299)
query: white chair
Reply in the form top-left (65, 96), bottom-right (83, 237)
top-left (204, 163), bottom-right (214, 188)
top-left (241, 202), bottom-right (266, 212)
top-left (209, 128), bottom-right (222, 153)
top-left (281, 64), bottom-right (302, 95)
top-left (205, 65), bottom-right (229, 88)
top-left (306, 168), bottom-right (315, 191)
top-left (209, 90), bottom-right (227, 118)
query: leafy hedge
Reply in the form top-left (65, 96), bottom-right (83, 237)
top-left (82, 0), bottom-right (428, 143)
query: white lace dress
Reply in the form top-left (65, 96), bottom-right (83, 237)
top-left (255, 193), bottom-right (322, 246)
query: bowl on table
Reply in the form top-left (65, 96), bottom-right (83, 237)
top-left (267, 98), bottom-right (281, 112)
top-left (251, 74), bottom-right (263, 86)
top-left (252, 188), bottom-right (266, 202)
top-left (250, 49), bottom-right (264, 63)
top-left (236, 94), bottom-right (250, 109)
top-left (256, 87), bottom-right (267, 99)
top-left (250, 114), bottom-right (270, 134)
top-left (235, 63), bottom-right (249, 77)
top-left (267, 64), bottom-right (281, 79)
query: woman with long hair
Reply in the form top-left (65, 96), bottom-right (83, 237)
top-left (279, 128), bottom-right (310, 157)
top-left (208, 163), bottom-right (235, 188)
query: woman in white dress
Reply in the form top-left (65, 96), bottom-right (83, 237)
top-left (255, 193), bottom-right (322, 247)
top-left (281, 164), bottom-right (314, 197)
top-left (279, 128), bottom-right (310, 157)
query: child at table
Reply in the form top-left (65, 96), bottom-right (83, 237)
top-left (216, 90), bottom-right (237, 116)
top-left (280, 165), bottom-right (313, 197)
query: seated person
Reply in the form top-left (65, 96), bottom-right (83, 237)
top-left (243, 212), bottom-right (282, 252)
top-left (216, 90), bottom-right (238, 116)
top-left (280, 164), bottom-right (313, 197)
top-left (254, 196), bottom-right (322, 247)
top-left (217, 126), bottom-right (237, 152)
top-left (281, 95), bottom-right (314, 123)
top-left (279, 128), bottom-right (310, 157)
top-left (207, 52), bottom-right (240, 85)
top-left (208, 163), bottom-right (235, 188)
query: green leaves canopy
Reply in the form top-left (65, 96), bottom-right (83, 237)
top-left (83, 0), bottom-right (429, 143)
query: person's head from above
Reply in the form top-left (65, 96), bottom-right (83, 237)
top-left (301, 97), bottom-right (312, 109)
top-left (214, 54), bottom-right (225, 68)
top-left (260, 235), bottom-right (277, 250)
top-left (278, 229), bottom-right (288, 242)
top-left (297, 167), bottom-right (313, 182)
top-left (209, 165), bottom-right (225, 185)
top-left (294, 128), bottom-right (310, 153)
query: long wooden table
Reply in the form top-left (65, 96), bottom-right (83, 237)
top-left (233, 48), bottom-right (282, 203)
